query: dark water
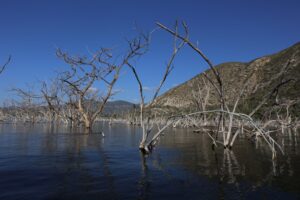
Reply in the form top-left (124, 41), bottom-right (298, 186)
top-left (0, 123), bottom-right (299, 200)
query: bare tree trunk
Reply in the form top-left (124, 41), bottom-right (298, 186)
top-left (56, 35), bottom-right (148, 131)
top-left (127, 22), bottom-right (186, 153)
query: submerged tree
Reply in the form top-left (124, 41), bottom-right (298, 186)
top-left (40, 78), bottom-right (79, 125)
top-left (153, 21), bottom-right (294, 158)
top-left (56, 35), bottom-right (149, 131)
top-left (125, 21), bottom-right (296, 159)
top-left (10, 86), bottom-right (42, 123)
top-left (127, 21), bottom-right (186, 152)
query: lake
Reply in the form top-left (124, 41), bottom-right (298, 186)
top-left (0, 122), bottom-right (299, 200)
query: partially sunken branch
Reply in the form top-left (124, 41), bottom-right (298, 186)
top-left (143, 21), bottom-right (288, 159)
top-left (157, 21), bottom-right (227, 141)
top-left (128, 21), bottom-right (186, 152)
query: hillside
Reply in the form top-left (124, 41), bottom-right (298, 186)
top-left (103, 100), bottom-right (135, 115)
top-left (154, 42), bottom-right (300, 117)
top-left (0, 100), bottom-right (135, 121)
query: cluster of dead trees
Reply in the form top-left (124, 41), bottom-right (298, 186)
top-left (1, 22), bottom-right (298, 158)
top-left (1, 35), bottom-right (148, 128)
top-left (40, 40), bottom-right (147, 129)
top-left (124, 21), bottom-right (298, 159)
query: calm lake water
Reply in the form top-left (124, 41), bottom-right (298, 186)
top-left (0, 122), bottom-right (299, 200)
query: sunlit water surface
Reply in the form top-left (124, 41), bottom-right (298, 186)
top-left (0, 123), bottom-right (299, 200)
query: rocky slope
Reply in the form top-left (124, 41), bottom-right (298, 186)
top-left (154, 42), bottom-right (300, 117)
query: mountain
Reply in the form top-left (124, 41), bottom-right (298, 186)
top-left (154, 42), bottom-right (300, 117)
top-left (103, 100), bottom-right (135, 115)
top-left (0, 100), bottom-right (136, 121)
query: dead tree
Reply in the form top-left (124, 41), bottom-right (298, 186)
top-left (156, 22), bottom-right (229, 144)
top-left (191, 77), bottom-right (211, 126)
top-left (57, 36), bottom-right (148, 131)
top-left (249, 57), bottom-right (296, 118)
top-left (154, 21), bottom-right (228, 148)
top-left (0, 56), bottom-right (11, 121)
top-left (262, 99), bottom-right (299, 134)
top-left (41, 79), bottom-right (72, 124)
top-left (127, 21), bottom-right (186, 152)
top-left (11, 87), bottom-right (42, 123)
top-left (147, 21), bottom-right (290, 158)
top-left (41, 80), bottom-right (57, 122)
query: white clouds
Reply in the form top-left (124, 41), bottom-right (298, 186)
top-left (112, 88), bottom-right (124, 93)
top-left (142, 86), bottom-right (154, 91)
top-left (88, 87), bottom-right (98, 92)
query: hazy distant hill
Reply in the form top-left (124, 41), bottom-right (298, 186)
top-left (103, 100), bottom-right (135, 115)
top-left (0, 100), bottom-right (135, 119)
top-left (154, 42), bottom-right (300, 117)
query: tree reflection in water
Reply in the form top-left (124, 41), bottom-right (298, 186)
top-left (151, 127), bottom-right (300, 198)
top-left (0, 123), bottom-right (299, 199)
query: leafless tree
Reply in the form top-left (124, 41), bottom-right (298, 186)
top-left (40, 79), bottom-right (74, 124)
top-left (191, 77), bottom-right (211, 125)
top-left (148, 21), bottom-right (293, 158)
top-left (127, 21), bottom-right (186, 152)
top-left (10, 86), bottom-right (42, 123)
top-left (0, 56), bottom-right (11, 121)
top-left (41, 80), bottom-right (59, 122)
top-left (57, 35), bottom-right (148, 131)
top-left (248, 57), bottom-right (296, 118)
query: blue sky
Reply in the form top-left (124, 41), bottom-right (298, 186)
top-left (0, 0), bottom-right (299, 103)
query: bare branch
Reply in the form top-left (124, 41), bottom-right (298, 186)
top-left (0, 55), bottom-right (11, 74)
top-left (249, 58), bottom-right (296, 117)
top-left (150, 21), bottom-right (186, 105)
